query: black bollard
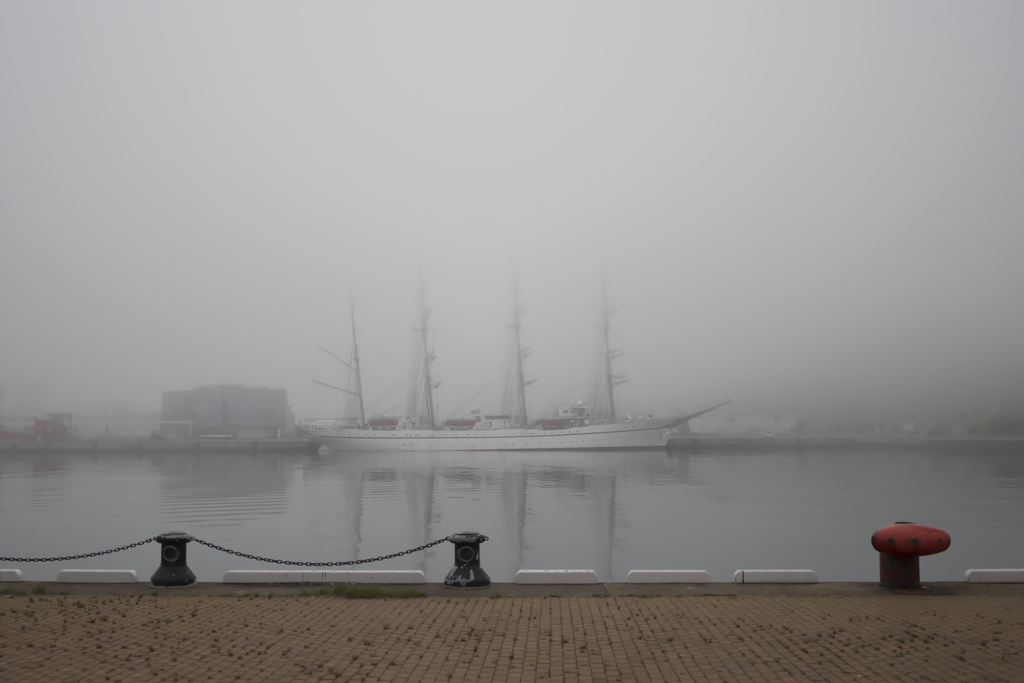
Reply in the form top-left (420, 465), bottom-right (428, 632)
top-left (150, 531), bottom-right (197, 588)
top-left (444, 532), bottom-right (490, 589)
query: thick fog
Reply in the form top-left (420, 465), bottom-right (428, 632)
top-left (2, 2), bottom-right (1022, 431)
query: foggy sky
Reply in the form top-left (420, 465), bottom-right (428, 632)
top-left (2, 2), bottom-right (1022, 428)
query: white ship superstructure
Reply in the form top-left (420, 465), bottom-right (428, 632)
top-left (307, 417), bottom-right (687, 451)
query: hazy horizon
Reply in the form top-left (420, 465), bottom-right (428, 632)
top-left (2, 2), bottom-right (1022, 430)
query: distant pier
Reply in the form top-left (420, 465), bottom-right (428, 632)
top-left (0, 437), bottom-right (320, 453)
top-left (668, 433), bottom-right (1024, 453)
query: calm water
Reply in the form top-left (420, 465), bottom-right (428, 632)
top-left (1, 448), bottom-right (1021, 583)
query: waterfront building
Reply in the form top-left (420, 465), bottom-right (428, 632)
top-left (161, 385), bottom-right (293, 438)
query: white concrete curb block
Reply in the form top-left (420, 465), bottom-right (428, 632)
top-left (515, 570), bottom-right (599, 585)
top-left (627, 570), bottom-right (711, 584)
top-left (57, 570), bottom-right (138, 584)
top-left (223, 570), bottom-right (426, 585)
top-left (733, 570), bottom-right (818, 584)
top-left (965, 569), bottom-right (1024, 583)
top-left (1, 569), bottom-right (24, 582)
top-left (223, 571), bottom-right (306, 584)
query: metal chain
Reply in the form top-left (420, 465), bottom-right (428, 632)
top-left (191, 536), bottom-right (449, 567)
top-left (0, 538), bottom-right (155, 563)
top-left (0, 534), bottom-right (475, 566)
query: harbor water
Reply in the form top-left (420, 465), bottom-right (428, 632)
top-left (1, 448), bottom-right (1021, 583)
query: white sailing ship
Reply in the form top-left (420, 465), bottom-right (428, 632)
top-left (305, 280), bottom-right (728, 452)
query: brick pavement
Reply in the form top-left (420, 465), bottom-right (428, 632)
top-left (1, 593), bottom-right (1021, 682)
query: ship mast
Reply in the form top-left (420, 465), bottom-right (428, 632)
top-left (416, 277), bottom-right (438, 430)
top-left (349, 299), bottom-right (366, 427)
top-left (601, 275), bottom-right (626, 423)
top-left (512, 280), bottom-right (534, 429)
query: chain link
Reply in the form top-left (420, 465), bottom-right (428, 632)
top-left (191, 536), bottom-right (449, 567)
top-left (0, 538), bottom-right (155, 563)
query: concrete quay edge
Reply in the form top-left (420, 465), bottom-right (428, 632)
top-left (6, 580), bottom-right (1024, 598)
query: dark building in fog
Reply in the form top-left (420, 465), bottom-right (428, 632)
top-left (161, 385), bottom-right (293, 438)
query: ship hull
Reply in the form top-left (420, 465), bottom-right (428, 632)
top-left (307, 419), bottom-right (681, 452)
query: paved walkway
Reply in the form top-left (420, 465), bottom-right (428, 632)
top-left (2, 591), bottom-right (1021, 682)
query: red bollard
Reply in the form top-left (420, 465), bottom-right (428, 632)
top-left (871, 522), bottom-right (950, 588)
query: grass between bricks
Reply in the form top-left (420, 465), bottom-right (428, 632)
top-left (2, 585), bottom-right (68, 596)
top-left (301, 584), bottom-right (425, 599)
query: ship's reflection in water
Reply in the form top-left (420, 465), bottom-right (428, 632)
top-left (0, 449), bottom-right (1022, 582)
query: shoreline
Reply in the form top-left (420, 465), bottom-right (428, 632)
top-left (1, 434), bottom-right (1022, 454)
top-left (0, 437), bottom-right (320, 453)
top-left (668, 433), bottom-right (1024, 453)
